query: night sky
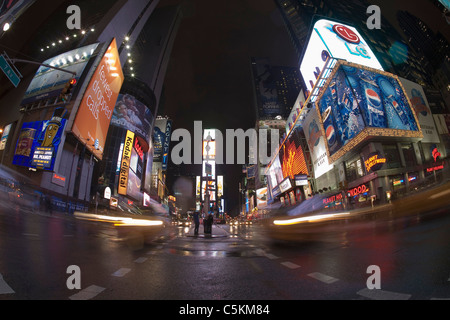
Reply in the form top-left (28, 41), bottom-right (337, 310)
top-left (158, 0), bottom-right (298, 214)
top-left (156, 0), bottom-right (449, 214)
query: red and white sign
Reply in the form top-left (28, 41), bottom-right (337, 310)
top-left (332, 24), bottom-right (360, 44)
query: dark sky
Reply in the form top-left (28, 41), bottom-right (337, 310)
top-left (158, 0), bottom-right (298, 214)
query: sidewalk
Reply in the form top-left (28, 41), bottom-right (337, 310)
top-left (185, 223), bottom-right (230, 238)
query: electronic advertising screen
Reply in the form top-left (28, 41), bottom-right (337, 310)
top-left (300, 19), bottom-right (383, 94)
top-left (12, 110), bottom-right (67, 170)
top-left (315, 60), bottom-right (422, 162)
top-left (21, 43), bottom-right (99, 105)
top-left (302, 105), bottom-right (334, 179)
top-left (279, 125), bottom-right (309, 180)
top-left (111, 93), bottom-right (153, 143)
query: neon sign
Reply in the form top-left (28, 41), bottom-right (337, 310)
top-left (431, 144), bottom-right (441, 162)
top-left (427, 164), bottom-right (444, 172)
top-left (365, 152), bottom-right (386, 173)
top-left (348, 184), bottom-right (368, 197)
top-left (323, 193), bottom-right (343, 204)
top-left (134, 137), bottom-right (144, 161)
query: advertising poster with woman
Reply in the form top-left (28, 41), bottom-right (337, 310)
top-left (111, 93), bottom-right (153, 142)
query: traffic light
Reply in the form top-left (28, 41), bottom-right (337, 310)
top-left (59, 78), bottom-right (77, 102)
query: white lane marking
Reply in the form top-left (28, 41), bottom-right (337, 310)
top-left (280, 261), bottom-right (301, 269)
top-left (0, 273), bottom-right (15, 294)
top-left (69, 285), bottom-right (105, 300)
top-left (253, 248), bottom-right (265, 256)
top-left (429, 189), bottom-right (450, 200)
top-left (134, 257), bottom-right (147, 263)
top-left (308, 272), bottom-right (339, 284)
top-left (357, 288), bottom-right (411, 300)
top-left (264, 253), bottom-right (279, 260)
top-left (112, 268), bottom-right (131, 277)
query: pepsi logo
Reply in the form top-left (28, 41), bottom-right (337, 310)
top-left (332, 24), bottom-right (360, 44)
top-left (365, 88), bottom-right (382, 107)
top-left (326, 124), bottom-right (336, 146)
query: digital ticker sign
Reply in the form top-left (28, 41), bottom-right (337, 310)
top-left (315, 60), bottom-right (422, 163)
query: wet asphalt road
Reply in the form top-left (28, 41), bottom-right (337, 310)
top-left (1, 205), bottom-right (450, 303)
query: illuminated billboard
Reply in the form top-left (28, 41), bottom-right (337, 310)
top-left (315, 60), bottom-right (422, 162)
top-left (300, 19), bottom-right (383, 94)
top-left (12, 109), bottom-right (67, 170)
top-left (202, 180), bottom-right (216, 201)
top-left (111, 93), bottom-right (153, 142)
top-left (398, 77), bottom-right (440, 144)
top-left (256, 187), bottom-right (268, 208)
top-left (21, 43), bottom-right (99, 105)
top-left (202, 160), bottom-right (216, 178)
top-left (279, 126), bottom-right (308, 179)
top-left (71, 38), bottom-right (124, 160)
top-left (302, 105), bottom-right (334, 179)
top-left (118, 130), bottom-right (134, 196)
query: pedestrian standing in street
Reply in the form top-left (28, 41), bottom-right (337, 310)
top-left (193, 211), bottom-right (200, 236)
top-left (45, 194), bottom-right (53, 215)
top-left (207, 213), bottom-right (213, 234)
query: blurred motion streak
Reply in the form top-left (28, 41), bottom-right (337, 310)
top-left (273, 212), bottom-right (351, 225)
top-left (266, 181), bottom-right (450, 242)
top-left (74, 212), bottom-right (164, 227)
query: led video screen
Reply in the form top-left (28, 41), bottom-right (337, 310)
top-left (316, 61), bottom-right (422, 162)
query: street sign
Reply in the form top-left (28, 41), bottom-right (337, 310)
top-left (0, 55), bottom-right (21, 87)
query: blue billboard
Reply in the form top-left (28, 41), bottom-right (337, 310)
top-left (316, 61), bottom-right (421, 161)
top-left (13, 109), bottom-right (66, 170)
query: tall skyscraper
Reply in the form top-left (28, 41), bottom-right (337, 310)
top-left (397, 10), bottom-right (450, 110)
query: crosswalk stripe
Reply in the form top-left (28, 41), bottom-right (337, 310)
top-left (0, 273), bottom-right (14, 294)
top-left (280, 261), bottom-right (300, 269)
top-left (69, 285), bottom-right (105, 300)
top-left (308, 272), bottom-right (339, 284)
top-left (357, 288), bottom-right (411, 300)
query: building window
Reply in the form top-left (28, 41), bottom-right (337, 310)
top-left (346, 156), bottom-right (364, 181)
top-left (383, 144), bottom-right (401, 169)
top-left (401, 143), bottom-right (416, 167)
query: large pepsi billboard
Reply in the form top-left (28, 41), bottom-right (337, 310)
top-left (315, 60), bottom-right (422, 162)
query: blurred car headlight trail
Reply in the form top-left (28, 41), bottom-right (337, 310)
top-left (74, 212), bottom-right (164, 227)
top-left (273, 212), bottom-right (351, 226)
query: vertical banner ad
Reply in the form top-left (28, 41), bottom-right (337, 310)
top-left (118, 130), bottom-right (135, 196)
top-left (398, 77), bottom-right (439, 144)
top-left (71, 38), bottom-right (124, 160)
top-left (302, 106), bottom-right (334, 179)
